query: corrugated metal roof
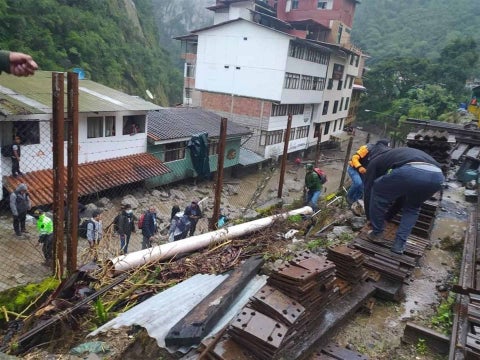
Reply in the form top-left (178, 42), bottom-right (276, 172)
top-left (88, 273), bottom-right (267, 352)
top-left (0, 71), bottom-right (161, 116)
top-left (147, 107), bottom-right (251, 142)
top-left (3, 153), bottom-right (170, 207)
top-left (239, 147), bottom-right (266, 166)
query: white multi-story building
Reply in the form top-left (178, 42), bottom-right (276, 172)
top-left (176, 0), bottom-right (363, 160)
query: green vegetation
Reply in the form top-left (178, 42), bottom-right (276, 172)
top-left (94, 298), bottom-right (108, 325)
top-left (0, 277), bottom-right (60, 322)
top-left (431, 293), bottom-right (455, 335)
top-left (0, 0), bottom-right (182, 105)
top-left (415, 338), bottom-right (427, 355)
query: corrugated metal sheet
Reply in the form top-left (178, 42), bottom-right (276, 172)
top-left (147, 107), bottom-right (251, 142)
top-left (4, 153), bottom-right (170, 207)
top-left (88, 273), bottom-right (267, 353)
top-left (239, 147), bottom-right (265, 166)
top-left (0, 71), bottom-right (161, 116)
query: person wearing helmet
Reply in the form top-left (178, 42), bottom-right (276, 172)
top-left (304, 163), bottom-right (322, 212)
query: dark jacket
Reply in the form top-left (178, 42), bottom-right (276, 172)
top-left (9, 184), bottom-right (31, 216)
top-left (364, 147), bottom-right (441, 217)
top-left (141, 211), bottom-right (157, 238)
top-left (118, 210), bottom-right (135, 236)
top-left (184, 204), bottom-right (202, 223)
top-left (305, 170), bottom-right (321, 191)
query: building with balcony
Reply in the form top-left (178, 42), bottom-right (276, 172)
top-left (176, 0), bottom-right (364, 160)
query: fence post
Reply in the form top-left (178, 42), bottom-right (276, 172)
top-left (66, 72), bottom-right (79, 274)
top-left (52, 72), bottom-right (65, 277)
top-left (210, 118), bottom-right (227, 230)
top-left (277, 114), bottom-right (292, 199)
top-left (339, 136), bottom-right (354, 192)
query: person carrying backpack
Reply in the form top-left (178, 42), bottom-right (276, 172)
top-left (117, 204), bottom-right (136, 254)
top-left (304, 164), bottom-right (322, 212)
top-left (141, 206), bottom-right (157, 249)
top-left (168, 211), bottom-right (191, 242)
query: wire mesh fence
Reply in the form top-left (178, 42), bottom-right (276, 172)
top-left (0, 117), bottom-right (360, 292)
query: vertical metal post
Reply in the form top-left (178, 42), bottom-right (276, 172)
top-left (315, 126), bottom-right (322, 167)
top-left (211, 118), bottom-right (227, 230)
top-left (277, 114), bottom-right (292, 198)
top-left (339, 136), bottom-right (354, 192)
top-left (66, 72), bottom-right (79, 274)
top-left (52, 72), bottom-right (65, 277)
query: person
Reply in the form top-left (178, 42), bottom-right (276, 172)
top-left (184, 201), bottom-right (202, 236)
top-left (364, 147), bottom-right (444, 255)
top-left (87, 210), bottom-right (103, 250)
top-left (168, 211), bottom-right (191, 241)
top-left (9, 183), bottom-right (31, 236)
top-left (117, 204), bottom-right (136, 254)
top-left (141, 206), bottom-right (158, 249)
top-left (0, 50), bottom-right (38, 77)
top-left (346, 139), bottom-right (391, 204)
top-left (34, 209), bottom-right (53, 265)
top-left (10, 136), bottom-right (23, 177)
top-left (304, 164), bottom-right (322, 212)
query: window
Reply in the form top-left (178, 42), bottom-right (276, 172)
top-left (12, 121), bottom-right (40, 145)
top-left (186, 63), bottom-right (195, 78)
top-left (208, 140), bottom-right (218, 156)
top-left (314, 123), bottom-right (321, 138)
top-left (349, 76), bottom-right (354, 88)
top-left (165, 141), bottom-right (186, 162)
top-left (333, 101), bottom-right (339, 114)
top-left (334, 120), bottom-right (338, 132)
top-left (324, 121), bottom-right (330, 135)
top-left (340, 98), bottom-right (344, 111)
top-left (260, 130), bottom-right (284, 146)
top-left (122, 115), bottom-right (145, 135)
top-left (355, 55), bottom-right (360, 67)
top-left (296, 125), bottom-right (309, 139)
top-left (317, 1), bottom-right (327, 9)
top-left (87, 116), bottom-right (103, 138)
top-left (185, 87), bottom-right (192, 100)
top-left (313, 77), bottom-right (326, 91)
top-left (301, 75), bottom-right (314, 90)
top-left (105, 116), bottom-right (115, 137)
top-left (344, 97), bottom-right (350, 110)
top-left (288, 104), bottom-right (304, 115)
top-left (292, 0), bottom-right (299, 9)
top-left (327, 78), bottom-right (333, 90)
top-left (289, 128), bottom-right (296, 141)
top-left (272, 104), bottom-right (288, 116)
top-left (337, 25), bottom-right (343, 44)
top-left (337, 80), bottom-right (343, 90)
top-left (284, 73), bottom-right (300, 89)
top-left (322, 101), bottom-right (329, 115)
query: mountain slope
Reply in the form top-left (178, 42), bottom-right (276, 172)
top-left (351, 0), bottom-right (479, 66)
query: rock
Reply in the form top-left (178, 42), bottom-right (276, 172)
top-left (256, 198), bottom-right (283, 212)
top-left (349, 216), bottom-right (366, 231)
top-left (151, 189), bottom-right (169, 198)
top-left (331, 226), bottom-right (353, 237)
top-left (170, 189), bottom-right (187, 201)
top-left (122, 195), bottom-right (140, 209)
top-left (351, 200), bottom-right (364, 216)
top-left (284, 229), bottom-right (299, 239)
top-left (95, 197), bottom-right (111, 208)
top-left (224, 184), bottom-right (240, 196)
top-left (243, 209), bottom-right (259, 220)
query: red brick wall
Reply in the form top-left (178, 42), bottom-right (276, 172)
top-left (201, 91), bottom-right (272, 118)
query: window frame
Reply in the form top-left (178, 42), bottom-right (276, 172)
top-left (87, 116), bottom-right (104, 139)
top-left (165, 141), bottom-right (186, 162)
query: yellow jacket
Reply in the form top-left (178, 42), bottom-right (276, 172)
top-left (348, 144), bottom-right (371, 174)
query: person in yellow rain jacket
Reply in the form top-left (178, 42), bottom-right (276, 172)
top-left (34, 209), bottom-right (53, 264)
top-left (346, 139), bottom-right (390, 204)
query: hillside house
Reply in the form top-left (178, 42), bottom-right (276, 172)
top-left (176, 0), bottom-right (364, 160)
top-left (0, 71), bottom-right (170, 206)
top-left (146, 107), bottom-right (252, 187)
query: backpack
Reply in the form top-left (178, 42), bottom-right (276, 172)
top-left (137, 212), bottom-right (146, 229)
top-left (78, 219), bottom-right (93, 238)
top-left (1, 145), bottom-right (13, 157)
top-left (313, 168), bottom-right (327, 184)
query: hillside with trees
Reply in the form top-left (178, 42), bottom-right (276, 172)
top-left (351, 0), bottom-right (479, 133)
top-left (0, 0), bottom-right (182, 106)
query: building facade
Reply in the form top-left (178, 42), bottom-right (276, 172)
top-left (177, 0), bottom-right (364, 160)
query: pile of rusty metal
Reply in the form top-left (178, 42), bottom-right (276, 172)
top-left (204, 251), bottom-right (339, 360)
top-left (406, 129), bottom-right (455, 171)
top-left (326, 244), bottom-right (367, 284)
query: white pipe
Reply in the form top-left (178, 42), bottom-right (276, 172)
top-left (109, 206), bottom-right (313, 275)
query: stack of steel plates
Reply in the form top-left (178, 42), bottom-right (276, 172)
top-left (326, 245), bottom-right (367, 284)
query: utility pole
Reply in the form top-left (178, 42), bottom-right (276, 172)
top-left (278, 114), bottom-right (292, 198)
top-left (210, 118), bottom-right (227, 230)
